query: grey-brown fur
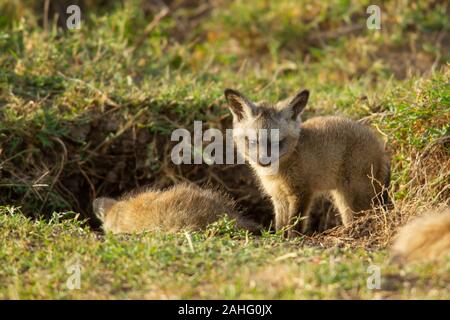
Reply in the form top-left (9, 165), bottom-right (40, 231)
top-left (225, 88), bottom-right (390, 236)
top-left (391, 207), bottom-right (450, 263)
top-left (93, 183), bottom-right (262, 234)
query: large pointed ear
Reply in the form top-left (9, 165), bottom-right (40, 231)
top-left (224, 89), bottom-right (256, 121)
top-left (286, 89), bottom-right (309, 120)
top-left (93, 197), bottom-right (117, 222)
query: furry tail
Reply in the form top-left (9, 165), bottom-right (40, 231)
top-left (391, 208), bottom-right (450, 264)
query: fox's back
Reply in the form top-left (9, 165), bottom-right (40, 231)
top-left (290, 116), bottom-right (388, 189)
top-left (299, 116), bottom-right (385, 158)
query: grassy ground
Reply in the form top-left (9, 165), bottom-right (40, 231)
top-left (1, 206), bottom-right (449, 299)
top-left (0, 0), bottom-right (449, 299)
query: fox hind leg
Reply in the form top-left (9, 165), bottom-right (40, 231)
top-left (332, 180), bottom-right (382, 227)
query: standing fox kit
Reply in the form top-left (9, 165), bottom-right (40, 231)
top-left (93, 183), bottom-right (261, 234)
top-left (225, 88), bottom-right (390, 235)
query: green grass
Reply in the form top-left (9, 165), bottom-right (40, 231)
top-left (0, 0), bottom-right (449, 299)
top-left (1, 206), bottom-right (449, 299)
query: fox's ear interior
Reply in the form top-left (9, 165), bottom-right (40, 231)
top-left (93, 197), bottom-right (117, 221)
top-left (287, 89), bottom-right (309, 120)
top-left (224, 89), bottom-right (255, 121)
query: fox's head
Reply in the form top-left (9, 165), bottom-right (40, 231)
top-left (92, 197), bottom-right (117, 223)
top-left (224, 88), bottom-right (309, 170)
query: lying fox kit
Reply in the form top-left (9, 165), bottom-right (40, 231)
top-left (391, 207), bottom-right (450, 264)
top-left (225, 88), bottom-right (390, 236)
top-left (93, 183), bottom-right (261, 234)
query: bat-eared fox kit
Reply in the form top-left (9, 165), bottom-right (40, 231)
top-left (93, 183), bottom-right (262, 234)
top-left (225, 88), bottom-right (390, 237)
